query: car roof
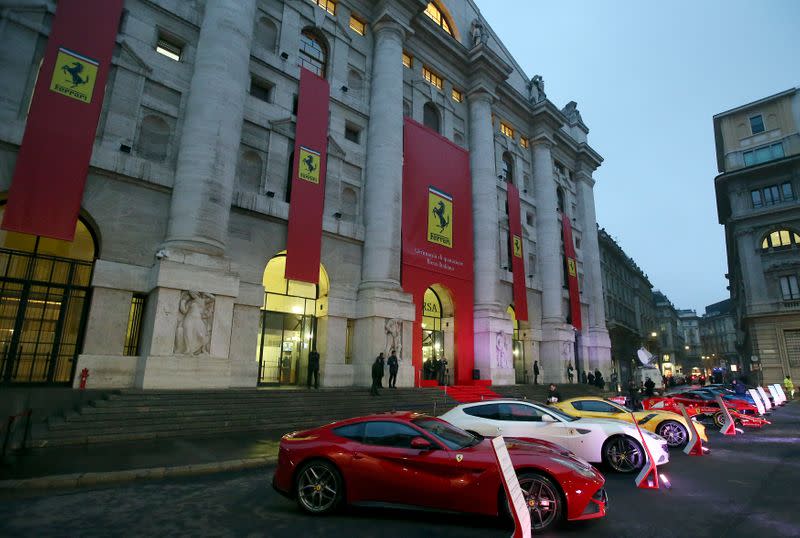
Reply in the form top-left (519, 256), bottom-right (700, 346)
top-left (453, 399), bottom-right (540, 408)
top-left (557, 396), bottom-right (606, 403)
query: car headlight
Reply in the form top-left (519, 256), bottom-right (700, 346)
top-left (552, 457), bottom-right (597, 478)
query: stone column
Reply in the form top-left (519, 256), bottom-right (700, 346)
top-left (354, 18), bottom-right (414, 385)
top-left (136, 0), bottom-right (254, 389)
top-left (577, 171), bottom-right (611, 374)
top-left (469, 89), bottom-right (513, 384)
top-left (164, 0), bottom-right (256, 255)
top-left (532, 139), bottom-right (572, 383)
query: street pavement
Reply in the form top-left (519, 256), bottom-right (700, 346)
top-left (1, 402), bottom-right (798, 538)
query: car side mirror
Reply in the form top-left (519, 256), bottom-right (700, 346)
top-left (410, 437), bottom-right (433, 450)
top-left (541, 414), bottom-right (556, 423)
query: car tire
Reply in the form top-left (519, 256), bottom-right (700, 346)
top-left (602, 435), bottom-right (645, 473)
top-left (294, 460), bottom-right (344, 515)
top-left (501, 471), bottom-right (563, 533)
top-left (656, 420), bottom-right (689, 448)
top-left (713, 411), bottom-right (724, 428)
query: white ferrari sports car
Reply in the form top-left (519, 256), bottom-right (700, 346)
top-left (439, 399), bottom-right (669, 473)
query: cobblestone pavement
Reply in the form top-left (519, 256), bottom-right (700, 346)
top-left (1, 402), bottom-right (798, 538)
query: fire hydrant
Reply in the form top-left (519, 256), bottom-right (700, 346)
top-left (79, 368), bottom-right (89, 390)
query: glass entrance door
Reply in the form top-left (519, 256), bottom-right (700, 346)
top-left (513, 339), bottom-right (526, 383)
top-left (257, 311), bottom-right (315, 386)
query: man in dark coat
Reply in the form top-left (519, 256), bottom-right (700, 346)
top-left (644, 376), bottom-right (656, 397)
top-left (594, 369), bottom-right (604, 390)
top-left (546, 383), bottom-right (562, 403)
top-left (307, 347), bottom-right (320, 389)
top-left (387, 350), bottom-right (399, 388)
top-left (587, 371), bottom-right (595, 385)
top-left (533, 361), bottom-right (540, 385)
top-left (370, 353), bottom-right (384, 396)
top-left (627, 378), bottom-right (640, 409)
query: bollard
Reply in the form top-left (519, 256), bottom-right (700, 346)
top-left (79, 368), bottom-right (89, 390)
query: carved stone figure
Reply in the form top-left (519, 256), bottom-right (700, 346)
top-left (496, 331), bottom-right (511, 369)
top-left (174, 291), bottom-right (215, 355)
top-left (470, 18), bottom-right (487, 47)
top-left (528, 75), bottom-right (546, 103)
top-left (561, 101), bottom-right (584, 124)
top-left (384, 318), bottom-right (403, 359)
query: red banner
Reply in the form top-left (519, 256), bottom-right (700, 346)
top-left (402, 118), bottom-right (474, 385)
top-left (285, 68), bottom-right (330, 283)
top-left (507, 185), bottom-right (528, 321)
top-left (562, 212), bottom-right (582, 330)
top-left (2, 0), bottom-right (123, 240)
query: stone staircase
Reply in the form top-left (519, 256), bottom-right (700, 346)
top-left (28, 387), bottom-right (459, 448)
top-left (491, 383), bottom-right (611, 402)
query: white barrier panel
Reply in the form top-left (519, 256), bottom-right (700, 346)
top-left (757, 386), bottom-right (773, 410)
top-left (774, 384), bottom-right (789, 402)
top-left (748, 389), bottom-right (766, 415)
top-left (678, 403), bottom-right (703, 456)
top-left (491, 437), bottom-right (531, 538)
top-left (767, 385), bottom-right (782, 405)
top-left (715, 394), bottom-right (736, 435)
top-left (771, 384), bottom-right (786, 404)
top-left (631, 412), bottom-right (659, 489)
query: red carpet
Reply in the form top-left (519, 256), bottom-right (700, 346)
top-left (439, 384), bottom-right (501, 403)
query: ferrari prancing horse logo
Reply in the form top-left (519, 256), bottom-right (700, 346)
top-left (455, 454), bottom-right (463, 462)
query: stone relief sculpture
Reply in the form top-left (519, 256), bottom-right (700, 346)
top-left (561, 100), bottom-right (584, 124)
top-left (528, 75), bottom-right (546, 103)
top-left (174, 291), bottom-right (215, 356)
top-left (470, 18), bottom-right (487, 47)
top-left (384, 318), bottom-right (403, 359)
top-left (496, 331), bottom-right (511, 369)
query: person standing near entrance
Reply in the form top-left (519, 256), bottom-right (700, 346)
top-left (387, 350), bottom-right (399, 388)
top-left (370, 353), bottom-right (384, 396)
top-left (307, 347), bottom-right (320, 389)
top-left (533, 360), bottom-right (540, 385)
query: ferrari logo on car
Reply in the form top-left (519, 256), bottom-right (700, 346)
top-left (456, 454), bottom-right (463, 462)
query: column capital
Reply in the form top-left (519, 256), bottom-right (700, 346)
top-left (466, 87), bottom-right (495, 105)
top-left (530, 135), bottom-right (555, 150)
top-left (372, 17), bottom-right (408, 39)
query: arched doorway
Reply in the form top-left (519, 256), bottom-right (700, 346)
top-left (421, 285), bottom-right (454, 384)
top-left (0, 205), bottom-right (96, 384)
top-left (257, 252), bottom-right (329, 385)
top-left (508, 306), bottom-right (527, 383)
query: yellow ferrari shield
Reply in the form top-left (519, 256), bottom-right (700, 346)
top-left (456, 454), bottom-right (463, 462)
top-left (567, 258), bottom-right (577, 277)
top-left (513, 235), bottom-right (522, 258)
top-left (297, 147), bottom-right (321, 184)
top-left (427, 187), bottom-right (452, 248)
top-left (49, 48), bottom-right (99, 104)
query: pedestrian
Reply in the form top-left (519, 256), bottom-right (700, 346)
top-left (732, 378), bottom-right (747, 395)
top-left (370, 353), bottom-right (384, 396)
top-left (627, 378), bottom-right (639, 409)
top-left (581, 370), bottom-right (587, 384)
top-left (378, 353), bottom-right (386, 388)
top-left (387, 349), bottom-right (399, 388)
top-left (587, 371), bottom-right (595, 386)
top-left (610, 370), bottom-right (618, 389)
top-left (439, 357), bottom-right (448, 386)
top-left (533, 360), bottom-right (540, 385)
top-left (594, 369), bottom-right (604, 390)
top-left (567, 362), bottom-right (574, 383)
top-left (644, 376), bottom-right (655, 397)
top-left (307, 347), bottom-right (320, 389)
top-left (546, 383), bottom-right (562, 403)
top-left (785, 375), bottom-right (795, 399)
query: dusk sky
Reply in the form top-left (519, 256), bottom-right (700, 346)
top-left (475, 0), bottom-right (800, 314)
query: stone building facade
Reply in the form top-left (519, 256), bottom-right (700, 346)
top-left (653, 291), bottom-right (685, 377)
top-left (699, 299), bottom-right (739, 375)
top-left (597, 227), bottom-right (656, 385)
top-left (0, 0), bottom-right (610, 389)
top-left (713, 88), bottom-right (800, 385)
top-left (677, 309), bottom-right (701, 374)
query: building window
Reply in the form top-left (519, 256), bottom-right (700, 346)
top-left (500, 121), bottom-right (514, 139)
top-left (250, 77), bottom-right (273, 102)
top-left (349, 15), bottom-right (366, 35)
top-left (422, 66), bottom-right (443, 90)
top-left (310, 0), bottom-right (336, 16)
top-left (424, 2), bottom-right (453, 36)
top-left (423, 102), bottom-right (440, 133)
top-left (155, 34), bottom-right (182, 61)
top-left (255, 16), bottom-right (278, 51)
top-left (451, 88), bottom-right (463, 103)
top-left (761, 229), bottom-right (800, 250)
top-left (402, 51), bottom-right (413, 69)
top-left (299, 30), bottom-right (327, 77)
top-left (743, 143), bottom-right (784, 167)
top-left (501, 152), bottom-right (514, 183)
top-left (136, 114), bottom-right (171, 162)
top-left (783, 182), bottom-right (795, 200)
top-left (750, 115), bottom-right (765, 135)
top-left (123, 294), bottom-right (146, 356)
top-left (520, 137), bottom-right (529, 149)
top-left (753, 182), bottom-right (796, 208)
top-left (344, 123), bottom-right (361, 143)
top-left (780, 275), bottom-right (800, 300)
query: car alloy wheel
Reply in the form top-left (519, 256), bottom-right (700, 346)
top-left (604, 436), bottom-right (645, 473)
top-left (713, 411), bottom-right (724, 428)
top-left (516, 472), bottom-right (562, 532)
top-left (656, 420), bottom-right (688, 448)
top-left (295, 461), bottom-right (343, 515)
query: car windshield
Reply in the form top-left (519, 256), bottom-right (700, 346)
top-left (544, 405), bottom-right (579, 422)
top-left (413, 418), bottom-right (480, 450)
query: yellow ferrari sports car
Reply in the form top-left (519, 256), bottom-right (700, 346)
top-left (552, 396), bottom-right (707, 448)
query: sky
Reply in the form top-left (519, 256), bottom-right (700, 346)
top-left (474, 0), bottom-right (800, 314)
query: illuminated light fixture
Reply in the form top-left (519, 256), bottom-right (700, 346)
top-left (291, 306), bottom-right (303, 314)
top-left (421, 323), bottom-right (426, 328)
top-left (659, 473), bottom-right (672, 489)
top-left (434, 343), bottom-right (441, 351)
top-left (651, 332), bottom-right (657, 337)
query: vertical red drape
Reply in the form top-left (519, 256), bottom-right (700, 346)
top-left (562, 212), bottom-right (582, 330)
top-left (507, 185), bottom-right (528, 321)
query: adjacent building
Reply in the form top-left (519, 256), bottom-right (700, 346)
top-left (677, 309), bottom-right (701, 374)
top-left (713, 88), bottom-right (800, 384)
top-left (699, 299), bottom-right (739, 375)
top-left (0, 0), bottom-right (612, 391)
top-left (653, 291), bottom-right (686, 377)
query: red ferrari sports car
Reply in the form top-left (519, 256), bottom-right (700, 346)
top-left (643, 395), bottom-right (770, 428)
top-left (272, 411), bottom-right (608, 532)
